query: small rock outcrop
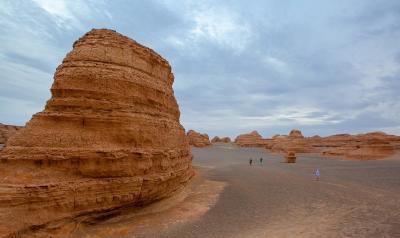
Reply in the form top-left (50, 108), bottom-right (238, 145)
top-left (211, 136), bottom-right (221, 143)
top-left (285, 151), bottom-right (296, 163)
top-left (187, 130), bottom-right (211, 147)
top-left (0, 123), bottom-right (23, 145)
top-left (0, 29), bottom-right (193, 236)
top-left (234, 131), bottom-right (265, 147)
top-left (211, 136), bottom-right (231, 143)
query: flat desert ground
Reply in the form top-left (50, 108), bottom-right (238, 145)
top-left (26, 143), bottom-right (400, 238)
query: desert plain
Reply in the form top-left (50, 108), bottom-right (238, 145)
top-left (3, 143), bottom-right (398, 238)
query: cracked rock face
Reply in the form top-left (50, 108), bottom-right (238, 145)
top-left (0, 29), bottom-right (193, 236)
top-left (0, 123), bottom-right (23, 145)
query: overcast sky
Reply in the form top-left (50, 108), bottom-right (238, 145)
top-left (0, 0), bottom-right (399, 138)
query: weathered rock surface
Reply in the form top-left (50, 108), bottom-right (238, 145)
top-left (0, 123), bottom-right (23, 145)
top-left (234, 131), bottom-right (266, 147)
top-left (211, 136), bottom-right (231, 143)
top-left (187, 130), bottom-right (211, 147)
top-left (0, 29), bottom-right (193, 236)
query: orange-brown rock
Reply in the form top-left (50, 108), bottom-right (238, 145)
top-left (321, 132), bottom-right (396, 160)
top-left (285, 151), bottom-right (296, 163)
top-left (0, 123), bottom-right (23, 145)
top-left (234, 130), bottom-right (266, 147)
top-left (211, 136), bottom-right (221, 143)
top-left (265, 129), bottom-right (314, 153)
top-left (0, 29), bottom-right (193, 236)
top-left (288, 129), bottom-right (304, 139)
top-left (211, 136), bottom-right (231, 143)
top-left (266, 130), bottom-right (399, 160)
top-left (187, 130), bottom-right (211, 147)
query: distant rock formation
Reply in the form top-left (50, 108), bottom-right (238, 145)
top-left (0, 29), bottom-right (193, 236)
top-left (321, 132), bottom-right (396, 160)
top-left (234, 131), bottom-right (266, 147)
top-left (288, 129), bottom-right (304, 139)
top-left (211, 136), bottom-right (231, 143)
top-left (187, 130), bottom-right (211, 147)
top-left (265, 129), bottom-right (313, 153)
top-left (265, 129), bottom-right (399, 160)
top-left (211, 136), bottom-right (221, 143)
top-left (0, 123), bottom-right (23, 145)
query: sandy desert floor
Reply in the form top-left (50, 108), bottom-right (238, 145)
top-left (20, 143), bottom-right (400, 238)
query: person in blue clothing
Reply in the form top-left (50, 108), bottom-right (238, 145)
top-left (314, 168), bottom-right (320, 181)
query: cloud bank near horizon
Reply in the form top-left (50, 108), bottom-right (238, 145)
top-left (0, 0), bottom-right (399, 138)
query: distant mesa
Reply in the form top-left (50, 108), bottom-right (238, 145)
top-left (234, 130), bottom-right (266, 147)
top-left (321, 132), bottom-right (397, 160)
top-left (187, 130), bottom-right (211, 147)
top-left (0, 123), bottom-right (23, 145)
top-left (0, 29), bottom-right (193, 236)
top-left (264, 129), bottom-right (399, 160)
top-left (211, 136), bottom-right (231, 143)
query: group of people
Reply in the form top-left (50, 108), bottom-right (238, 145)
top-left (248, 157), bottom-right (263, 165)
top-left (248, 157), bottom-right (321, 181)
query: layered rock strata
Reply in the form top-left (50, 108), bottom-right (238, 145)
top-left (0, 123), bottom-right (23, 145)
top-left (0, 29), bottom-right (193, 236)
top-left (187, 130), bottom-right (211, 147)
top-left (321, 132), bottom-right (396, 160)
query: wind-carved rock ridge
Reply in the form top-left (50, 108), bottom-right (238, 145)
top-left (0, 29), bottom-right (193, 236)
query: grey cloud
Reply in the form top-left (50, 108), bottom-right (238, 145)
top-left (0, 0), bottom-right (399, 137)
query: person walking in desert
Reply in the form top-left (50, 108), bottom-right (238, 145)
top-left (314, 168), bottom-right (320, 181)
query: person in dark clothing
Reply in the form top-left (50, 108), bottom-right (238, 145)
top-left (259, 158), bottom-right (263, 165)
top-left (249, 158), bottom-right (253, 165)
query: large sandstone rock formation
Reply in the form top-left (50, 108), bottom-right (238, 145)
top-left (211, 136), bottom-right (231, 143)
top-left (234, 130), bottom-right (266, 147)
top-left (187, 130), bottom-right (211, 147)
top-left (0, 29), bottom-right (193, 236)
top-left (0, 123), bottom-right (23, 145)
